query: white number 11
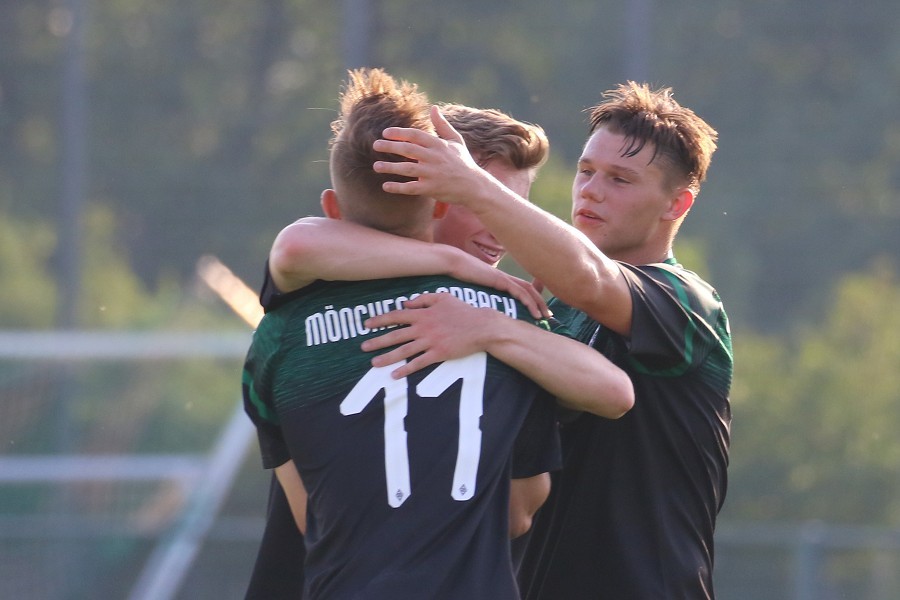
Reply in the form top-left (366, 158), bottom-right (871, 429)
top-left (340, 352), bottom-right (487, 508)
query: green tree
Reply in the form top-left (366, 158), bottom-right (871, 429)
top-left (3, 0), bottom-right (900, 335)
top-left (727, 259), bottom-right (900, 525)
top-left (0, 210), bottom-right (57, 328)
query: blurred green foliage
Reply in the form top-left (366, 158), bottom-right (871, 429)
top-left (727, 261), bottom-right (900, 526)
top-left (1, 0), bottom-right (898, 531)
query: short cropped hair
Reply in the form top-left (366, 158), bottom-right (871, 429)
top-left (587, 82), bottom-right (718, 195)
top-left (439, 103), bottom-right (550, 171)
top-left (329, 68), bottom-right (435, 235)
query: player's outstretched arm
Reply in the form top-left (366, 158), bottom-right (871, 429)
top-left (360, 293), bottom-right (634, 419)
top-left (268, 216), bottom-right (549, 318)
top-left (374, 107), bottom-right (633, 335)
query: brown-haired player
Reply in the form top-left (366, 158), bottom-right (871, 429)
top-left (367, 81), bottom-right (733, 599)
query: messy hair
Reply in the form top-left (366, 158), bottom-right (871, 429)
top-left (439, 103), bottom-right (549, 171)
top-left (587, 81), bottom-right (718, 195)
top-left (329, 68), bottom-right (435, 234)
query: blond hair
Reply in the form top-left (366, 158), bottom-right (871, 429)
top-left (439, 103), bottom-right (549, 171)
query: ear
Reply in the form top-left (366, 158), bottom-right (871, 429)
top-left (432, 200), bottom-right (449, 220)
top-left (665, 188), bottom-right (695, 221)
top-left (320, 189), bottom-right (342, 219)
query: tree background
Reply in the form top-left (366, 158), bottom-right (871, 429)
top-left (1, 1), bottom-right (899, 597)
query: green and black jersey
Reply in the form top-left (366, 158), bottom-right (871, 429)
top-left (518, 258), bottom-right (733, 600)
top-left (243, 275), bottom-right (558, 600)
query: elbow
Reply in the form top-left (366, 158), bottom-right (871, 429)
top-left (270, 226), bottom-right (308, 273)
top-left (607, 374), bottom-right (635, 419)
top-left (269, 220), bottom-right (326, 282)
top-left (580, 372), bottom-right (634, 419)
top-left (508, 473), bottom-right (551, 538)
top-left (509, 513), bottom-right (534, 539)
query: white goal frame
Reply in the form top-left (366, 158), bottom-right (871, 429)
top-left (0, 330), bottom-right (256, 600)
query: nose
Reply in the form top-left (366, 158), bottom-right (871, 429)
top-left (577, 176), bottom-right (604, 204)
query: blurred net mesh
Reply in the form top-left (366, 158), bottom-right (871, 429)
top-left (0, 334), bottom-right (265, 600)
top-left (4, 336), bottom-right (900, 599)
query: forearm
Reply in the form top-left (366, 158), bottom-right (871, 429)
top-left (274, 460), bottom-right (308, 534)
top-left (270, 217), bottom-right (547, 317)
top-left (461, 177), bottom-right (626, 320)
top-left (362, 294), bottom-right (632, 414)
top-left (375, 115), bottom-right (625, 320)
top-left (480, 314), bottom-right (634, 418)
top-left (270, 217), bottom-right (466, 292)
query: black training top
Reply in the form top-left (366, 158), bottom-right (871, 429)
top-left (518, 259), bottom-right (733, 600)
top-left (243, 275), bottom-right (558, 600)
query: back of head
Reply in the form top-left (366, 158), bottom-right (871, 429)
top-left (439, 103), bottom-right (549, 171)
top-left (329, 68), bottom-right (436, 238)
top-left (587, 82), bottom-right (718, 196)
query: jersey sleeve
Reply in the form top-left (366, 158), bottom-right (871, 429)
top-left (258, 261), bottom-right (282, 313)
top-left (255, 421), bottom-right (291, 469)
top-left (242, 329), bottom-right (292, 469)
top-left (510, 390), bottom-right (561, 479)
top-left (619, 262), bottom-right (731, 384)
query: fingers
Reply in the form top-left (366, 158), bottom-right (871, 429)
top-left (393, 293), bottom-right (440, 310)
top-left (372, 137), bottom-right (426, 192)
top-left (387, 352), bottom-right (441, 379)
top-left (381, 125), bottom-right (436, 145)
top-left (407, 283), bottom-right (546, 320)
top-left (519, 293), bottom-right (544, 320)
top-left (378, 109), bottom-right (464, 146)
top-left (360, 321), bottom-right (416, 351)
top-left (520, 281), bottom-right (551, 318)
top-left (493, 277), bottom-right (546, 319)
top-left (370, 340), bottom-right (429, 369)
top-left (372, 157), bottom-right (419, 178)
top-left (372, 139), bottom-right (423, 196)
top-left (360, 296), bottom-right (450, 378)
top-left (431, 106), bottom-right (465, 143)
top-left (504, 275), bottom-right (549, 317)
top-left (361, 319), bottom-right (437, 379)
top-left (373, 138), bottom-right (422, 161)
top-left (373, 120), bottom-right (470, 199)
top-left (362, 294), bottom-right (446, 335)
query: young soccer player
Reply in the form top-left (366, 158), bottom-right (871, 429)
top-left (242, 69), bottom-right (633, 599)
top-left (368, 81), bottom-right (733, 599)
top-left (245, 99), bottom-right (625, 598)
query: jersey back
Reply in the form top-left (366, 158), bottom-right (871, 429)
top-left (243, 275), bottom-right (551, 600)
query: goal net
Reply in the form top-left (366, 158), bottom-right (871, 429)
top-left (0, 330), bottom-right (262, 600)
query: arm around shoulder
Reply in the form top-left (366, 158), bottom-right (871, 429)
top-left (268, 217), bottom-right (464, 293)
top-left (482, 316), bottom-right (634, 418)
top-left (361, 293), bottom-right (633, 418)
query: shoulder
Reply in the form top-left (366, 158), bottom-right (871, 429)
top-left (622, 261), bottom-right (732, 371)
top-left (422, 276), bottom-right (538, 323)
top-left (620, 261), bottom-right (726, 321)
